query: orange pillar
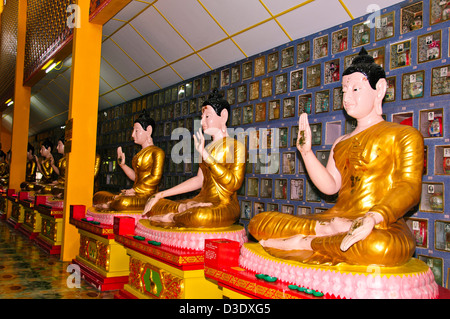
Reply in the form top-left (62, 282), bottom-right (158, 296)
top-left (60, 0), bottom-right (103, 261)
top-left (8, 0), bottom-right (31, 217)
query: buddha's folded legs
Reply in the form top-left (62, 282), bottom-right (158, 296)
top-left (249, 212), bottom-right (416, 266)
top-left (148, 198), bottom-right (240, 228)
top-left (93, 190), bottom-right (150, 211)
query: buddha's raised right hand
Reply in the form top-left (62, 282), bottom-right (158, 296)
top-left (117, 146), bottom-right (125, 166)
top-left (297, 113), bottom-right (312, 156)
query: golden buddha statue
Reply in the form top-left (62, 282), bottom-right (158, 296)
top-left (93, 111), bottom-right (164, 211)
top-left (0, 150), bottom-right (9, 187)
top-left (20, 143), bottom-right (37, 191)
top-left (249, 48), bottom-right (423, 267)
top-left (30, 139), bottom-right (57, 193)
top-left (142, 89), bottom-right (246, 228)
top-left (50, 136), bottom-right (68, 198)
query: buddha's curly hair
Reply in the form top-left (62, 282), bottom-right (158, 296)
top-left (42, 138), bottom-right (53, 151)
top-left (342, 47), bottom-right (386, 90)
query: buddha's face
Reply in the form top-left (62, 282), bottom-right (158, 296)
top-left (131, 122), bottom-right (150, 146)
top-left (40, 146), bottom-right (51, 158)
top-left (27, 150), bottom-right (34, 160)
top-left (56, 140), bottom-right (64, 155)
top-left (342, 72), bottom-right (378, 120)
top-left (201, 105), bottom-right (225, 136)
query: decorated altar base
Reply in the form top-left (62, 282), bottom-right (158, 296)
top-left (229, 243), bottom-right (439, 299)
top-left (0, 190), bottom-right (7, 219)
top-left (33, 199), bottom-right (64, 255)
top-left (114, 222), bottom-right (247, 299)
top-left (7, 200), bottom-right (25, 229)
top-left (69, 206), bottom-right (132, 291)
top-left (18, 205), bottom-right (41, 239)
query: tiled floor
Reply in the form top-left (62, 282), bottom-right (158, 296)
top-left (0, 220), bottom-right (115, 299)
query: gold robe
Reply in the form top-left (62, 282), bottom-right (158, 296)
top-left (148, 137), bottom-right (246, 228)
top-left (93, 145), bottom-right (164, 211)
top-left (249, 121), bottom-right (423, 266)
top-left (50, 156), bottom-right (67, 197)
top-left (20, 159), bottom-right (37, 190)
top-left (0, 162), bottom-right (9, 186)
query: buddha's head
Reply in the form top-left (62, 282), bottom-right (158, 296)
top-left (201, 89), bottom-right (230, 137)
top-left (40, 139), bottom-right (53, 158)
top-left (56, 135), bottom-right (65, 155)
top-left (132, 110), bottom-right (156, 146)
top-left (27, 143), bottom-right (35, 160)
top-left (342, 47), bottom-right (387, 119)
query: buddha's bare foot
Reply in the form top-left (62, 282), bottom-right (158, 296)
top-left (260, 235), bottom-right (313, 251)
top-left (94, 202), bottom-right (111, 210)
top-left (315, 217), bottom-right (353, 236)
top-left (178, 201), bottom-right (213, 213)
top-left (150, 213), bottom-right (175, 223)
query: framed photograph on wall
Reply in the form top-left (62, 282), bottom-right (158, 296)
top-left (193, 79), bottom-right (201, 95)
top-left (324, 59), bottom-right (340, 85)
top-left (290, 179), bottom-right (304, 201)
top-left (315, 90), bottom-right (329, 113)
top-left (352, 22), bottom-right (370, 48)
top-left (237, 84), bottom-right (247, 104)
top-left (331, 28), bottom-right (348, 55)
top-left (254, 56), bottom-right (266, 77)
top-left (247, 177), bottom-right (259, 197)
top-left (313, 34), bottom-right (328, 60)
top-left (402, 70), bottom-right (425, 100)
top-left (268, 99), bottom-right (280, 120)
top-left (282, 152), bottom-right (296, 174)
top-left (231, 65), bottom-right (241, 84)
top-left (430, 0), bottom-right (450, 25)
top-left (242, 104), bottom-right (253, 124)
top-left (262, 77), bottom-right (273, 98)
top-left (240, 200), bottom-right (252, 219)
top-left (310, 123), bottom-right (322, 145)
top-left (281, 205), bottom-right (294, 215)
top-left (375, 11), bottom-right (395, 41)
top-left (242, 61), bottom-right (253, 80)
top-left (278, 126), bottom-right (288, 148)
top-left (268, 51), bottom-right (279, 72)
top-left (297, 40), bottom-right (310, 64)
top-left (306, 64), bottom-right (321, 88)
top-left (211, 72), bottom-right (219, 90)
top-left (434, 220), bottom-right (450, 252)
top-left (275, 73), bottom-right (288, 95)
top-left (255, 102), bottom-right (266, 122)
top-left (201, 75), bottom-right (210, 93)
top-left (274, 179), bottom-right (287, 200)
top-left (384, 76), bottom-right (396, 102)
top-left (333, 87), bottom-right (344, 111)
top-left (227, 87), bottom-right (236, 105)
top-left (283, 97), bottom-right (295, 118)
top-left (418, 255), bottom-right (443, 286)
top-left (291, 125), bottom-right (298, 147)
top-left (431, 65), bottom-right (450, 96)
top-left (297, 206), bottom-right (311, 215)
top-left (281, 46), bottom-right (295, 68)
top-left (418, 30), bottom-right (441, 63)
top-left (400, 1), bottom-right (423, 34)
top-left (254, 202), bottom-right (265, 216)
top-left (221, 68), bottom-right (230, 87)
top-left (290, 69), bottom-right (304, 92)
top-left (249, 81), bottom-right (260, 101)
top-left (298, 93), bottom-right (312, 114)
top-left (390, 40), bottom-right (412, 69)
top-left (231, 107), bottom-right (242, 126)
top-left (260, 178), bottom-right (273, 198)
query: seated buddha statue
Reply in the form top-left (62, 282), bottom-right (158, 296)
top-left (249, 48), bottom-right (423, 267)
top-left (20, 143), bottom-right (37, 191)
top-left (93, 111), bottom-right (164, 211)
top-left (31, 139), bottom-right (57, 192)
top-left (50, 136), bottom-right (68, 198)
top-left (0, 150), bottom-right (9, 187)
top-left (142, 89), bottom-right (246, 228)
